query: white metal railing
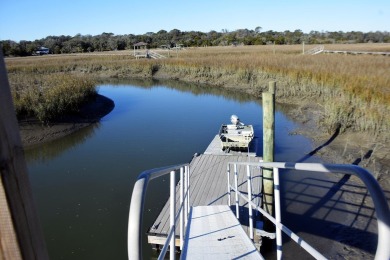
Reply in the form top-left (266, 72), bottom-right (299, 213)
top-left (227, 162), bottom-right (390, 260)
top-left (128, 163), bottom-right (190, 260)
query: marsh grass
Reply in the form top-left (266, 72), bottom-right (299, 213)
top-left (9, 73), bottom-right (96, 122)
top-left (5, 44), bottom-right (390, 132)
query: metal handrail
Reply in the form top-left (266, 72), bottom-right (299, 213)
top-left (231, 185), bottom-right (327, 259)
top-left (128, 163), bottom-right (190, 260)
top-left (227, 162), bottom-right (390, 260)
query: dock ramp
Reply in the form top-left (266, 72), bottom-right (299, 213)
top-left (181, 205), bottom-right (263, 259)
top-left (147, 153), bottom-right (262, 247)
top-left (128, 151), bottom-right (390, 259)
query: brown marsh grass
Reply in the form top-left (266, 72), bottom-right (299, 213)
top-left (8, 72), bottom-right (96, 122)
top-left (5, 44), bottom-right (390, 132)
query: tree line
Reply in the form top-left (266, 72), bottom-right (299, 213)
top-left (2, 28), bottom-right (389, 56)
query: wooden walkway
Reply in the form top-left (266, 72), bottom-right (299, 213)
top-left (181, 205), bottom-right (263, 259)
top-left (147, 150), bottom-right (262, 247)
top-left (323, 50), bottom-right (390, 56)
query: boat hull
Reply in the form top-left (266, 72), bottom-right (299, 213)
top-left (219, 124), bottom-right (254, 150)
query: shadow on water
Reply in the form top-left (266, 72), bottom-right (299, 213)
top-left (25, 93), bottom-right (114, 163)
top-left (25, 124), bottom-right (99, 163)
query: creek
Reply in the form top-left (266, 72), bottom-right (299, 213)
top-left (25, 79), bottom-right (342, 259)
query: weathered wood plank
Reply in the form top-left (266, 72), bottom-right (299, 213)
top-left (0, 51), bottom-right (48, 259)
top-left (206, 155), bottom-right (228, 206)
top-left (149, 155), bottom-right (205, 235)
top-left (0, 178), bottom-right (22, 260)
top-left (191, 155), bottom-right (218, 206)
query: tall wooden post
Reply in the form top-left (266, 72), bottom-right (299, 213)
top-left (263, 81), bottom-right (275, 215)
top-left (0, 51), bottom-right (49, 259)
top-left (262, 81), bottom-right (275, 249)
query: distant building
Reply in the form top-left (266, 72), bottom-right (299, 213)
top-left (36, 47), bottom-right (49, 55)
top-left (133, 42), bottom-right (148, 56)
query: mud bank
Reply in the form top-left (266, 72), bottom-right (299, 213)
top-left (20, 94), bottom-right (114, 148)
top-left (282, 102), bottom-right (389, 259)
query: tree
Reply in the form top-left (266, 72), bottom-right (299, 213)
top-left (3, 29), bottom-right (390, 56)
top-left (1, 40), bottom-right (14, 56)
top-left (157, 30), bottom-right (167, 34)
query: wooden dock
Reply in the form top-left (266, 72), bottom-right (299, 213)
top-left (147, 136), bottom-right (262, 247)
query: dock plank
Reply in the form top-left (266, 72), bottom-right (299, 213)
top-left (191, 155), bottom-right (218, 207)
top-left (181, 205), bottom-right (263, 259)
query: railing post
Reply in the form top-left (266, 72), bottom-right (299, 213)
top-left (247, 165), bottom-right (253, 240)
top-left (234, 163), bottom-right (239, 219)
top-left (180, 167), bottom-right (184, 250)
top-left (274, 167), bottom-right (282, 260)
top-left (184, 166), bottom-right (188, 227)
top-left (170, 171), bottom-right (176, 260)
top-left (187, 166), bottom-right (190, 215)
top-left (227, 164), bottom-right (231, 206)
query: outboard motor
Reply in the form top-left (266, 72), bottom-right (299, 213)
top-left (230, 114), bottom-right (244, 126)
top-left (230, 115), bottom-right (239, 125)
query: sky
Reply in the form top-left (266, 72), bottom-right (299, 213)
top-left (1, 0), bottom-right (389, 42)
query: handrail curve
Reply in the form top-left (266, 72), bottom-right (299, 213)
top-left (229, 162), bottom-right (390, 260)
top-left (127, 163), bottom-right (188, 260)
top-left (128, 161), bottom-right (389, 259)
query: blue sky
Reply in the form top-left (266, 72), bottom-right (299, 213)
top-left (1, 0), bottom-right (389, 41)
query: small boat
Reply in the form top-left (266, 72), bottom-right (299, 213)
top-left (219, 115), bottom-right (254, 150)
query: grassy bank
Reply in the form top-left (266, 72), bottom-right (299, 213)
top-left (5, 44), bottom-right (390, 133)
top-left (8, 72), bottom-right (96, 122)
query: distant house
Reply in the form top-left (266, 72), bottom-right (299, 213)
top-left (36, 47), bottom-right (49, 55)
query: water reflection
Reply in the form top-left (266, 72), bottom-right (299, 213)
top-left (100, 78), bottom-right (259, 104)
top-left (25, 123), bottom-right (99, 164)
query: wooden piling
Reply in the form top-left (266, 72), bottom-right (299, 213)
top-left (262, 81), bottom-right (275, 215)
top-left (262, 81), bottom-right (276, 249)
top-left (0, 51), bottom-right (48, 259)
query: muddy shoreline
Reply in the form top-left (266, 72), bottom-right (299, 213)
top-left (281, 102), bottom-right (389, 259)
top-left (20, 94), bottom-right (114, 149)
